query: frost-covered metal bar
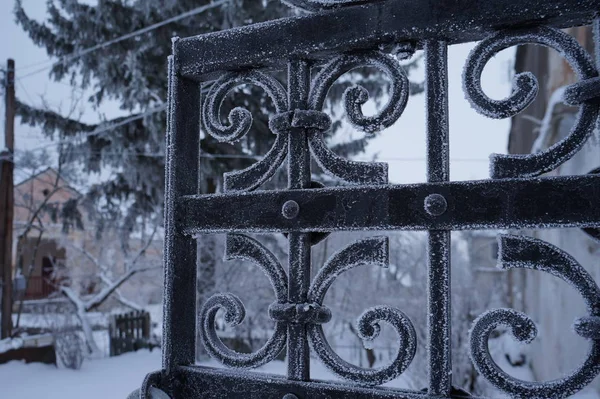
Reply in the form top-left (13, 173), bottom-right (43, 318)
top-left (174, 0), bottom-right (600, 79)
top-left (173, 365), bottom-right (483, 399)
top-left (162, 53), bottom-right (200, 374)
top-left (175, 175), bottom-right (600, 234)
top-left (286, 58), bottom-right (312, 381)
top-left (424, 40), bottom-right (451, 396)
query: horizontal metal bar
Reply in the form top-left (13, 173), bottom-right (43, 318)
top-left (171, 366), bottom-right (480, 398)
top-left (174, 0), bottom-right (600, 79)
top-left (176, 175), bottom-right (600, 234)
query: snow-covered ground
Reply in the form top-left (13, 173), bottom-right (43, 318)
top-left (0, 350), bottom-right (161, 399)
top-left (0, 346), bottom-right (598, 398)
top-left (1, 350), bottom-right (396, 399)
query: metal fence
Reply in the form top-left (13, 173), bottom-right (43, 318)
top-left (138, 1), bottom-right (600, 398)
top-left (109, 311), bottom-right (151, 357)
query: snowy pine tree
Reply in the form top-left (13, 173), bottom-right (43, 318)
top-left (14, 0), bottom-right (422, 229)
top-left (14, 1), bottom-right (287, 234)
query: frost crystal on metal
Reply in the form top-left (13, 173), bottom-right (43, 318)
top-left (463, 26), bottom-right (599, 179)
top-left (282, 0), bottom-right (376, 12)
top-left (137, 0), bottom-right (600, 398)
top-left (470, 235), bottom-right (600, 399)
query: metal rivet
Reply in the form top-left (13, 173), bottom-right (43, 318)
top-left (282, 394), bottom-right (299, 399)
top-left (424, 194), bottom-right (447, 216)
top-left (282, 200), bottom-right (300, 219)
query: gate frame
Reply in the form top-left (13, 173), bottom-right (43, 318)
top-left (142, 1), bottom-right (600, 398)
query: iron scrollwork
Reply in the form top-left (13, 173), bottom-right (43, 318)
top-left (202, 71), bottom-right (289, 192)
top-left (152, 1), bottom-right (600, 398)
top-left (198, 48), bottom-right (415, 385)
top-left (463, 26), bottom-right (600, 179)
top-left (463, 31), bottom-right (600, 397)
top-left (199, 235), bottom-right (417, 386)
top-left (308, 51), bottom-right (409, 185)
top-left (470, 235), bottom-right (600, 399)
top-left (307, 236), bottom-right (417, 386)
top-left (201, 50), bottom-right (410, 191)
top-left (199, 234), bottom-right (288, 368)
top-left (198, 23), bottom-right (600, 396)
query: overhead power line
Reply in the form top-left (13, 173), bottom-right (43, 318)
top-left (19, 0), bottom-right (230, 79)
top-left (86, 104), bottom-right (168, 137)
top-left (21, 104), bottom-right (168, 153)
top-left (16, 79), bottom-right (34, 104)
top-left (14, 77), bottom-right (225, 151)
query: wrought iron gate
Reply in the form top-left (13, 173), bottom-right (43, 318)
top-left (136, 0), bottom-right (600, 398)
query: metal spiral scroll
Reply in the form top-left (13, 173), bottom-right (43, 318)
top-left (307, 236), bottom-right (417, 386)
top-left (199, 234), bottom-right (288, 368)
top-left (202, 51), bottom-right (409, 190)
top-left (463, 26), bottom-right (599, 179)
top-left (307, 51), bottom-right (410, 184)
top-left (470, 234), bottom-right (600, 399)
top-left (202, 71), bottom-right (289, 192)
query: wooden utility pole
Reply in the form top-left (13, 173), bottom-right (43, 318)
top-left (0, 59), bottom-right (15, 339)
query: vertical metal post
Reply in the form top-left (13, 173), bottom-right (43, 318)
top-left (286, 58), bottom-right (312, 381)
top-left (425, 40), bottom-right (452, 396)
top-left (0, 59), bottom-right (15, 340)
top-left (163, 51), bottom-right (200, 378)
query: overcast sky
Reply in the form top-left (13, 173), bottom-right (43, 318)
top-left (0, 1), bottom-right (516, 185)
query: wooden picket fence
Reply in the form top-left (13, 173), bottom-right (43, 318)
top-left (109, 310), bottom-right (152, 357)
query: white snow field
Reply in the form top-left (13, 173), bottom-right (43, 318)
top-left (0, 347), bottom-right (598, 398)
top-left (0, 347), bottom-right (412, 399)
top-left (0, 350), bottom-right (161, 399)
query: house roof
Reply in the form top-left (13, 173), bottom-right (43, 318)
top-left (15, 167), bottom-right (81, 198)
